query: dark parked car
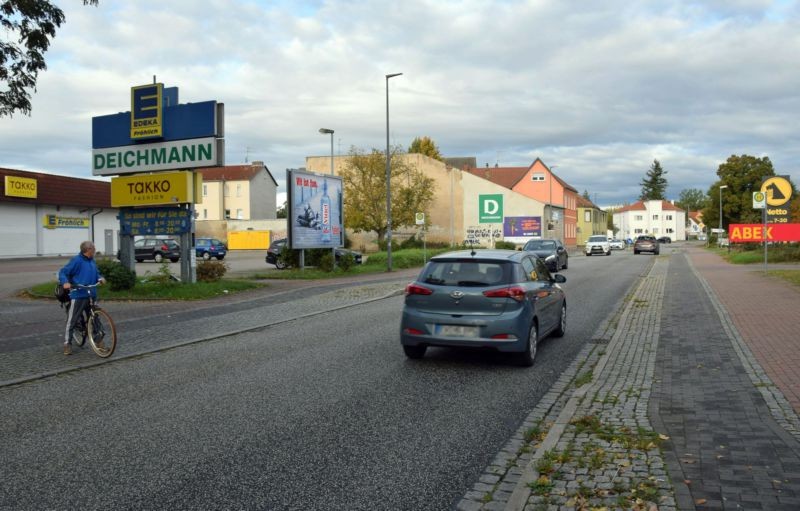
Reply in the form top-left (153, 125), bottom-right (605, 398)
top-left (400, 249), bottom-right (567, 366)
top-left (195, 237), bottom-right (227, 260)
top-left (522, 238), bottom-right (568, 272)
top-left (634, 235), bottom-right (660, 255)
top-left (134, 238), bottom-right (180, 263)
top-left (656, 236), bottom-right (672, 244)
top-left (265, 238), bottom-right (362, 269)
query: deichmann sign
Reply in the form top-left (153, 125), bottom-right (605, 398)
top-left (42, 215), bottom-right (89, 229)
top-left (111, 171), bottom-right (201, 207)
top-left (729, 223), bottom-right (800, 243)
top-left (4, 175), bottom-right (37, 198)
top-left (479, 194), bottom-right (503, 223)
top-left (92, 137), bottom-right (220, 176)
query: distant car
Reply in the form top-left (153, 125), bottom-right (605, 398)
top-left (195, 237), bottom-right (227, 260)
top-left (633, 235), bottom-right (660, 255)
top-left (656, 236), bottom-right (672, 244)
top-left (400, 249), bottom-right (567, 366)
top-left (522, 238), bottom-right (568, 272)
top-left (609, 239), bottom-right (625, 250)
top-left (134, 238), bottom-right (180, 263)
top-left (265, 238), bottom-right (362, 269)
top-left (585, 235), bottom-right (611, 256)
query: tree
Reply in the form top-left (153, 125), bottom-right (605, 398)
top-left (339, 146), bottom-right (436, 243)
top-left (675, 188), bottom-right (707, 213)
top-left (701, 154), bottom-right (791, 231)
top-left (582, 190), bottom-right (591, 200)
top-left (639, 159), bottom-right (668, 201)
top-left (276, 200), bottom-right (287, 219)
top-left (1, 0), bottom-right (98, 117)
top-left (408, 136), bottom-right (443, 161)
top-left (606, 208), bottom-right (619, 235)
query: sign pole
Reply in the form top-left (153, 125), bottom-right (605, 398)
top-left (763, 207), bottom-right (768, 275)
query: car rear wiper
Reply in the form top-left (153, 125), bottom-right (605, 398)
top-left (423, 277), bottom-right (445, 285)
top-left (457, 280), bottom-right (486, 286)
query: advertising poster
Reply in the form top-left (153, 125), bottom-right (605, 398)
top-left (503, 216), bottom-right (542, 237)
top-left (288, 170), bottom-right (343, 249)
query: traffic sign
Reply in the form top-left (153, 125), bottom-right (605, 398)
top-left (415, 212), bottom-right (425, 225)
top-left (753, 191), bottom-right (766, 209)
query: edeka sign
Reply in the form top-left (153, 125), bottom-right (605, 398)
top-left (43, 215), bottom-right (89, 229)
top-left (4, 175), bottom-right (37, 199)
top-left (130, 83), bottom-right (163, 140)
top-left (92, 137), bottom-right (218, 176)
top-left (111, 171), bottom-right (197, 207)
top-left (729, 223), bottom-right (800, 243)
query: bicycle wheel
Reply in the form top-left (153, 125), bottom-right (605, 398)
top-left (88, 308), bottom-right (117, 358)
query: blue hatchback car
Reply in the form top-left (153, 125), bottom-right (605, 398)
top-left (195, 238), bottom-right (227, 260)
top-left (400, 250), bottom-right (567, 366)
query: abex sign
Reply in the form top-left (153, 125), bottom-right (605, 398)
top-left (111, 171), bottom-right (200, 207)
top-left (729, 223), bottom-right (800, 243)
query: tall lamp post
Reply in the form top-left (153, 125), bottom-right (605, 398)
top-left (719, 184), bottom-right (728, 232)
top-left (385, 72), bottom-right (402, 272)
top-left (549, 165), bottom-right (558, 237)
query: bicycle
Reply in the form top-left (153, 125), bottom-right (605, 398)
top-left (66, 283), bottom-right (117, 358)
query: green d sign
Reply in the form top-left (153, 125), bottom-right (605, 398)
top-left (479, 194), bottom-right (503, 223)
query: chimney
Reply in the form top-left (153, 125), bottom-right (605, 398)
top-left (252, 160), bottom-right (264, 167)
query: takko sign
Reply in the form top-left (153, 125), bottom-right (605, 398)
top-left (111, 171), bottom-right (200, 207)
top-left (4, 175), bottom-right (37, 199)
top-left (729, 223), bottom-right (800, 243)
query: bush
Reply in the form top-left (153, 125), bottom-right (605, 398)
top-left (338, 252), bottom-right (356, 272)
top-left (278, 244), bottom-right (300, 268)
top-left (98, 259), bottom-right (137, 291)
top-left (494, 241), bottom-right (517, 250)
top-left (318, 252), bottom-right (335, 272)
top-left (143, 261), bottom-right (178, 285)
top-left (196, 260), bottom-right (228, 282)
top-left (400, 235), bottom-right (424, 249)
top-left (377, 239), bottom-right (400, 252)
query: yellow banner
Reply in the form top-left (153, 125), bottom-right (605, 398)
top-left (43, 215), bottom-right (90, 229)
top-left (5, 175), bottom-right (38, 199)
top-left (111, 171), bottom-right (196, 207)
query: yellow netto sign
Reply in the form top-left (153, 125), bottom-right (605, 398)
top-left (5, 175), bottom-right (38, 199)
top-left (111, 171), bottom-right (199, 207)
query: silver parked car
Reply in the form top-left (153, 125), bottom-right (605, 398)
top-left (400, 250), bottom-right (567, 366)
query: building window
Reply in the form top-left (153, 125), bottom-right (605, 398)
top-left (531, 173), bottom-right (545, 181)
top-left (667, 228), bottom-right (674, 233)
top-left (584, 211), bottom-right (591, 222)
top-left (653, 214), bottom-right (659, 220)
top-left (203, 184), bottom-right (207, 197)
top-left (236, 184), bottom-right (242, 197)
top-left (225, 209), bottom-right (231, 219)
top-left (224, 184), bottom-right (230, 197)
top-left (666, 215), bottom-right (673, 220)
top-left (237, 209), bottom-right (243, 219)
top-left (634, 228), bottom-right (643, 234)
top-left (653, 227), bottom-right (659, 234)
top-left (203, 209), bottom-right (207, 219)
top-left (635, 215), bottom-right (643, 221)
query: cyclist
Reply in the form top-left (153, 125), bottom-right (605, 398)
top-left (59, 241), bottom-right (105, 356)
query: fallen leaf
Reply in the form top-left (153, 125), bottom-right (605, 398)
top-left (695, 498), bottom-right (707, 505)
top-left (684, 479), bottom-right (692, 485)
top-left (659, 434), bottom-right (670, 440)
top-left (716, 455), bottom-right (725, 459)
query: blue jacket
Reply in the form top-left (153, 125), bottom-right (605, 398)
top-left (59, 253), bottom-right (103, 300)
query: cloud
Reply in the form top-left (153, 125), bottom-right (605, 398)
top-left (1, 0), bottom-right (798, 206)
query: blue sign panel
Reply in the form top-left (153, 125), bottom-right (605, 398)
top-left (118, 207), bottom-right (192, 236)
top-left (93, 100), bottom-right (217, 149)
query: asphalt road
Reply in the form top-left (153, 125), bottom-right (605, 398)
top-left (0, 247), bottom-right (655, 510)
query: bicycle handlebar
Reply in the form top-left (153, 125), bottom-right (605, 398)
top-left (71, 283), bottom-right (101, 289)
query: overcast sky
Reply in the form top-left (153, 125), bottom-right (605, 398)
top-left (1, 0), bottom-right (798, 207)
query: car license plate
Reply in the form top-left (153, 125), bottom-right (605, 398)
top-left (437, 325), bottom-right (479, 338)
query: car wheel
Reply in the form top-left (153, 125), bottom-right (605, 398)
top-left (170, 257), bottom-right (179, 263)
top-left (202, 252), bottom-right (211, 261)
top-left (585, 252), bottom-right (591, 256)
top-left (275, 259), bottom-right (287, 269)
top-left (135, 258), bottom-right (143, 263)
top-left (553, 303), bottom-right (567, 338)
top-left (216, 256), bottom-right (225, 260)
top-left (403, 345), bottom-right (427, 359)
top-left (606, 250), bottom-right (611, 256)
top-left (518, 322), bottom-right (538, 367)
top-left (154, 253), bottom-right (163, 263)
top-left (634, 250), bottom-right (639, 255)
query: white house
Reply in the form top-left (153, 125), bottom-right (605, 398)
top-left (613, 200), bottom-right (686, 241)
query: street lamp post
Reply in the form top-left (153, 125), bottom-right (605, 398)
top-left (385, 72), bottom-right (402, 272)
top-left (719, 184), bottom-right (728, 249)
top-left (549, 165), bottom-right (558, 237)
top-left (319, 128), bottom-right (336, 264)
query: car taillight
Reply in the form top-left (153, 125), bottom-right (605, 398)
top-left (483, 286), bottom-right (526, 302)
top-left (404, 328), bottom-right (424, 335)
top-left (405, 283), bottom-right (433, 296)
top-left (161, 244), bottom-right (169, 251)
top-left (491, 334), bottom-right (518, 340)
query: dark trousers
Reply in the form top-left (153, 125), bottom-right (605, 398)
top-left (64, 298), bottom-right (90, 345)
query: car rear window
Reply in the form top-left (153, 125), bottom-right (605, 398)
top-left (588, 236), bottom-right (607, 242)
top-left (420, 259), bottom-right (511, 287)
top-left (524, 240), bottom-right (556, 250)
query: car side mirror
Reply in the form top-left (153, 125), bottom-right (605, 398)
top-left (552, 274), bottom-right (567, 284)
top-left (517, 247), bottom-right (522, 251)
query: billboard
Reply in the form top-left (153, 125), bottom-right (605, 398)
top-left (287, 170), bottom-right (343, 249)
top-left (504, 216), bottom-right (542, 237)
